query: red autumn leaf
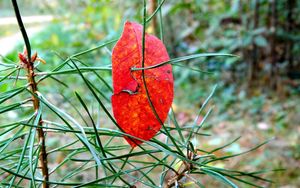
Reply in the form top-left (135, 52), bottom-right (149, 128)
top-left (111, 21), bottom-right (174, 147)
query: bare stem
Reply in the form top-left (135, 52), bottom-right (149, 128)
top-left (11, 0), bottom-right (49, 187)
top-left (27, 64), bottom-right (49, 188)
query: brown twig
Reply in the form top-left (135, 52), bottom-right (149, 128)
top-left (19, 50), bottom-right (49, 188)
top-left (12, 0), bottom-right (49, 187)
top-left (20, 50), bottom-right (50, 188)
top-left (27, 57), bottom-right (49, 188)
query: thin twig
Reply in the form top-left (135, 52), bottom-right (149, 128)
top-left (11, 1), bottom-right (49, 187)
top-left (11, 0), bottom-right (31, 60)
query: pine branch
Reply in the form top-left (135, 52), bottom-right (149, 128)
top-left (11, 1), bottom-right (49, 187)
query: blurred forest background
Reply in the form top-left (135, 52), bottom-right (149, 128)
top-left (0, 0), bottom-right (299, 187)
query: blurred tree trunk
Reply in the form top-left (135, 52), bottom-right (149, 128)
top-left (269, 0), bottom-right (278, 90)
top-left (166, 15), bottom-right (178, 57)
top-left (242, 0), bottom-right (250, 52)
top-left (247, 0), bottom-right (260, 90)
top-left (286, 0), bottom-right (295, 72)
top-left (150, 0), bottom-right (158, 35)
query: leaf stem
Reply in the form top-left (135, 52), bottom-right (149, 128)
top-left (141, 0), bottom-right (184, 156)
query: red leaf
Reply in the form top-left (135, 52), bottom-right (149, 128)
top-left (111, 21), bottom-right (174, 147)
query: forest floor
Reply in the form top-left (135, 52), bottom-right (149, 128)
top-left (174, 89), bottom-right (300, 187)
